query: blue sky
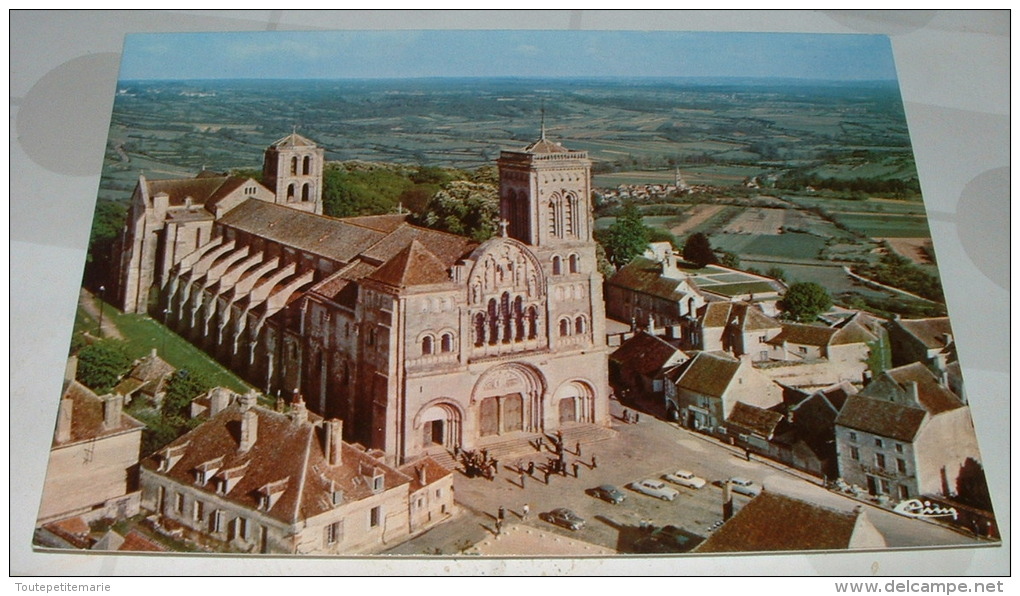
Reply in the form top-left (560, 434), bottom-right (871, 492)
top-left (120, 30), bottom-right (898, 81)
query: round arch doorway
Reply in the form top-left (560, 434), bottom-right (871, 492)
top-left (472, 363), bottom-right (545, 440)
top-left (415, 400), bottom-right (463, 453)
top-left (554, 380), bottom-right (596, 425)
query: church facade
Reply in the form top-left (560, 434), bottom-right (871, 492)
top-left (115, 132), bottom-right (611, 465)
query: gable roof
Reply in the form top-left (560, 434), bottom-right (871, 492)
top-left (880, 362), bottom-right (964, 415)
top-left (144, 174), bottom-right (255, 214)
top-left (674, 351), bottom-right (742, 398)
top-left (700, 301), bottom-right (781, 331)
top-left (697, 492), bottom-right (871, 552)
top-left (57, 381), bottom-right (144, 446)
top-left (270, 132), bottom-right (317, 148)
top-left (609, 331), bottom-right (686, 377)
top-left (767, 322), bottom-right (838, 347)
top-left (141, 404), bottom-right (412, 525)
top-left (835, 395), bottom-right (928, 442)
top-left (726, 402), bottom-right (784, 438)
top-left (892, 317), bottom-right (954, 350)
top-left (608, 257), bottom-right (699, 303)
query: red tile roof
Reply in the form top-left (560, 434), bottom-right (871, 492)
top-left (366, 240), bottom-right (453, 289)
top-left (700, 302), bottom-right (779, 331)
top-left (835, 395), bottom-right (928, 442)
top-left (767, 322), bottom-right (838, 347)
top-left (608, 257), bottom-right (698, 303)
top-left (140, 404), bottom-right (412, 525)
top-left (726, 402), bottom-right (784, 438)
top-left (610, 331), bottom-right (685, 377)
top-left (58, 381), bottom-right (144, 445)
top-left (697, 492), bottom-right (870, 552)
top-left (893, 317), bottom-right (955, 350)
top-left (675, 352), bottom-right (741, 398)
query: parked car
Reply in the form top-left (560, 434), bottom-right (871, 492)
top-left (629, 479), bottom-right (680, 501)
top-left (541, 508), bottom-right (586, 531)
top-left (588, 484), bottom-right (626, 504)
top-left (633, 524), bottom-right (692, 554)
top-left (727, 477), bottom-right (762, 497)
top-left (663, 469), bottom-right (707, 489)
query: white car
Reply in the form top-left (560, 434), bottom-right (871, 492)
top-left (663, 469), bottom-right (707, 490)
top-left (630, 479), bottom-right (680, 501)
top-left (727, 477), bottom-right (762, 497)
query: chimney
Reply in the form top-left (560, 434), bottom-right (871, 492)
top-left (290, 390), bottom-right (307, 424)
top-left (209, 387), bottom-right (232, 417)
top-left (722, 481), bottom-right (734, 521)
top-left (906, 381), bottom-right (920, 406)
top-left (862, 370), bottom-right (873, 386)
top-left (323, 419), bottom-right (343, 466)
top-left (239, 389), bottom-right (258, 411)
top-left (942, 333), bottom-right (953, 347)
top-left (102, 394), bottom-right (124, 431)
top-left (55, 397), bottom-right (73, 444)
top-left (417, 465), bottom-right (427, 486)
top-left (239, 408), bottom-right (258, 452)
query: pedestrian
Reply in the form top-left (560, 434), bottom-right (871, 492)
top-left (634, 412), bottom-right (640, 423)
top-left (498, 506), bottom-right (506, 521)
top-left (493, 459), bottom-right (499, 474)
top-left (544, 468), bottom-right (550, 484)
top-left (519, 472), bottom-right (526, 488)
top-left (522, 503), bottom-right (530, 520)
top-left (536, 436), bottom-right (544, 451)
top-left (591, 454), bottom-right (597, 469)
top-left (573, 462), bottom-right (580, 478)
top-left (454, 444), bottom-right (461, 458)
top-left (744, 447), bottom-right (751, 461)
top-left (495, 518), bottom-right (503, 536)
top-left (576, 441), bottom-right (582, 456)
top-left (527, 461), bottom-right (535, 476)
top-left (623, 409), bottom-right (630, 423)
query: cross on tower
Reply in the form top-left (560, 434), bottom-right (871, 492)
top-left (498, 219), bottom-right (510, 238)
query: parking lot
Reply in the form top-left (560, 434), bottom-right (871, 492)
top-left (385, 397), bottom-right (979, 556)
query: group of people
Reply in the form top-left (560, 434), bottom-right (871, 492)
top-left (458, 447), bottom-right (499, 480)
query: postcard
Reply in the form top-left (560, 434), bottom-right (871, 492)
top-left (32, 29), bottom-right (999, 559)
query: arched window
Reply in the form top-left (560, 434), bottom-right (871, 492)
top-left (290, 157), bottom-right (298, 175)
top-left (303, 155), bottom-right (311, 175)
top-left (421, 335), bottom-right (434, 356)
top-left (302, 183), bottom-right (310, 202)
top-left (441, 333), bottom-right (453, 353)
top-left (548, 200), bottom-right (557, 237)
top-left (552, 256), bottom-right (562, 276)
top-left (565, 196), bottom-right (574, 236)
top-left (575, 315), bottom-right (587, 335)
top-left (287, 184), bottom-right (295, 199)
top-left (527, 306), bottom-right (539, 340)
top-left (559, 318), bottom-right (570, 337)
top-left (569, 254), bottom-right (579, 274)
top-left (474, 313), bottom-right (486, 347)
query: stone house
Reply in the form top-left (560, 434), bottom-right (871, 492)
top-left (665, 351), bottom-right (782, 432)
top-left (138, 392), bottom-right (454, 554)
top-left (608, 331), bottom-right (688, 398)
top-left (697, 301), bottom-right (781, 361)
top-left (37, 378), bottom-right (145, 525)
top-left (113, 348), bottom-right (175, 406)
top-left (834, 362), bottom-right (980, 501)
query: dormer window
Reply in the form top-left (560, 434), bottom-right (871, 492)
top-left (159, 442), bottom-right (189, 472)
top-left (258, 477), bottom-right (289, 511)
top-left (372, 471), bottom-right (384, 493)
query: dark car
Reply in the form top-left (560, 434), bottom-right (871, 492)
top-left (632, 525), bottom-right (692, 554)
top-left (589, 484), bottom-right (627, 504)
top-left (541, 508), bottom-right (586, 531)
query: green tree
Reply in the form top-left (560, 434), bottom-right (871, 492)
top-left (718, 250), bottom-right (740, 269)
top-left (683, 232), bottom-right (718, 268)
top-left (414, 180), bottom-right (500, 242)
top-left (161, 369), bottom-right (212, 427)
top-left (76, 340), bottom-right (131, 394)
top-left (779, 282), bottom-right (833, 322)
top-left (597, 203), bottom-right (650, 267)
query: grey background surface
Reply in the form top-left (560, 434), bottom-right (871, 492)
top-left (9, 10), bottom-right (1009, 576)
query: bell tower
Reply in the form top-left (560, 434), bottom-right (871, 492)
top-left (497, 130), bottom-right (593, 247)
top-left (262, 131), bottom-right (324, 214)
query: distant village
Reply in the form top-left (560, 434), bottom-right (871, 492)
top-left (35, 131), bottom-right (994, 556)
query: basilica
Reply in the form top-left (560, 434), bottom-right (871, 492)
top-left (115, 131), bottom-right (611, 465)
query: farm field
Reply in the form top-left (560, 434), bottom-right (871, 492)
top-left (833, 212), bottom-right (932, 238)
top-left (710, 232), bottom-right (829, 261)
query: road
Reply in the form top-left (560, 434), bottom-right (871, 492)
top-left (385, 398), bottom-right (982, 555)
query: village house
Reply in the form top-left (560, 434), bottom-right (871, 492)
top-left (887, 316), bottom-right (964, 398)
top-left (696, 492), bottom-right (886, 553)
top-left (696, 301), bottom-right (782, 361)
top-left (138, 391), bottom-right (454, 554)
top-left (608, 331), bottom-right (688, 398)
top-left (834, 362), bottom-right (979, 501)
top-left (778, 381), bottom-right (857, 479)
top-left (37, 365), bottom-right (145, 526)
top-left (113, 348), bottom-right (175, 406)
top-left (664, 351), bottom-right (782, 431)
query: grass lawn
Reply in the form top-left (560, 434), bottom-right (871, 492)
top-left (81, 298), bottom-right (250, 393)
